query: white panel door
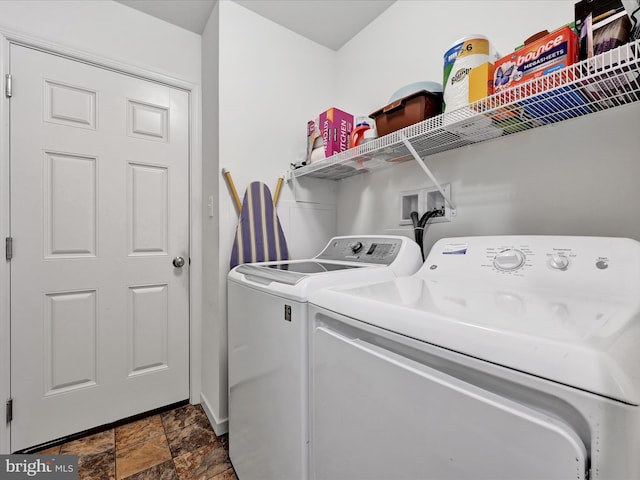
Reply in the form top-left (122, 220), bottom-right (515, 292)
top-left (9, 44), bottom-right (190, 451)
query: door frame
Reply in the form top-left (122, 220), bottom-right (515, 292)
top-left (0, 29), bottom-right (203, 454)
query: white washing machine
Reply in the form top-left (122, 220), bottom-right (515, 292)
top-left (309, 236), bottom-right (640, 480)
top-left (227, 235), bottom-right (422, 480)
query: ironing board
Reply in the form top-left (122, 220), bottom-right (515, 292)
top-left (230, 181), bottom-right (289, 269)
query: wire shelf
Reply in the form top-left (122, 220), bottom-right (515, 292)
top-left (292, 39), bottom-right (640, 181)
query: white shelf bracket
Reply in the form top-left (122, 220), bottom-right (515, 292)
top-left (400, 133), bottom-right (457, 214)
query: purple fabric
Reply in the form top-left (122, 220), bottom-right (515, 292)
top-left (230, 182), bottom-right (289, 269)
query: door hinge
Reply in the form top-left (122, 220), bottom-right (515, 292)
top-left (5, 237), bottom-right (12, 261)
top-left (6, 398), bottom-right (12, 423)
top-left (5, 74), bottom-right (11, 98)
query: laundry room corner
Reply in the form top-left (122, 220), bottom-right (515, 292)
top-left (200, 0), bottom-right (223, 434)
top-left (2, 0), bottom-right (640, 473)
top-left (201, 0), bottom-right (340, 432)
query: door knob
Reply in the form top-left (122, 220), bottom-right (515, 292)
top-left (172, 256), bottom-right (185, 268)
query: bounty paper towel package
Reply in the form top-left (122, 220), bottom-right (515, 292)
top-left (443, 35), bottom-right (499, 113)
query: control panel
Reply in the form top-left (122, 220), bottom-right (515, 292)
top-left (316, 236), bottom-right (404, 265)
top-left (425, 236), bottom-right (640, 284)
top-left (484, 244), bottom-right (582, 275)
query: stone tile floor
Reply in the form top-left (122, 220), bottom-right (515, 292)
top-left (33, 404), bottom-right (236, 480)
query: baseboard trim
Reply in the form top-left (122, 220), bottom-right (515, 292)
top-left (200, 393), bottom-right (228, 436)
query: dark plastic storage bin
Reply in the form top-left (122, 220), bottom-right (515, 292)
top-left (370, 90), bottom-right (443, 137)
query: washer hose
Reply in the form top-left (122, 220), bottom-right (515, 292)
top-left (411, 209), bottom-right (440, 261)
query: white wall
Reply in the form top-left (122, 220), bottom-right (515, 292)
top-left (201, 1), bottom-right (223, 432)
top-left (336, 103), bottom-right (640, 246)
top-left (0, 0), bottom-right (200, 84)
top-left (0, 0), bottom-right (201, 453)
top-left (201, 0), bottom-right (338, 429)
top-left (333, 0), bottom-right (640, 254)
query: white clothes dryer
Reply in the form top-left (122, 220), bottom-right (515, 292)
top-left (309, 235), bottom-right (640, 480)
top-left (227, 235), bottom-right (422, 480)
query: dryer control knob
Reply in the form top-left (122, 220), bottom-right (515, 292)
top-left (549, 254), bottom-right (569, 270)
top-left (493, 249), bottom-right (526, 272)
top-left (350, 241), bottom-right (363, 253)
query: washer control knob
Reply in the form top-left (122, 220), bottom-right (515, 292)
top-left (549, 254), bottom-right (569, 270)
top-left (350, 241), bottom-right (363, 254)
top-left (493, 249), bottom-right (526, 271)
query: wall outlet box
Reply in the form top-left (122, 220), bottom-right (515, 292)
top-left (399, 184), bottom-right (453, 226)
top-left (425, 184), bottom-right (453, 224)
top-left (399, 189), bottom-right (423, 225)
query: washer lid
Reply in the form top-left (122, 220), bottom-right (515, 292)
top-left (311, 275), bottom-right (640, 405)
top-left (236, 262), bottom-right (364, 285)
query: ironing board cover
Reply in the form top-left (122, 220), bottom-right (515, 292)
top-left (230, 181), bottom-right (289, 269)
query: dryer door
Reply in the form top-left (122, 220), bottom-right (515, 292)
top-left (310, 314), bottom-right (588, 480)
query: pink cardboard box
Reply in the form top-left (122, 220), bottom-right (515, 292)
top-left (319, 108), bottom-right (353, 157)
